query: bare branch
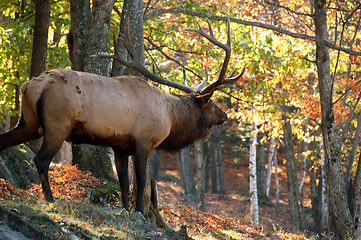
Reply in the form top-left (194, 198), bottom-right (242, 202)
top-left (145, 7), bottom-right (361, 56)
top-left (333, 4), bottom-right (361, 75)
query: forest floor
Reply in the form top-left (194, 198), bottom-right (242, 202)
top-left (0, 153), bottom-right (313, 239)
top-left (157, 152), bottom-right (315, 239)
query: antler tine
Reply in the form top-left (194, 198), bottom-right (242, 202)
top-left (185, 19), bottom-right (231, 53)
top-left (226, 15), bottom-right (231, 46)
top-left (193, 67), bottom-right (208, 92)
top-left (227, 69), bottom-right (237, 79)
top-left (183, 67), bottom-right (209, 91)
top-left (225, 65), bottom-right (246, 85)
top-left (208, 66), bottom-right (246, 92)
top-left (205, 18), bottom-right (214, 37)
top-left (183, 68), bottom-right (189, 87)
top-left (152, 63), bottom-right (156, 74)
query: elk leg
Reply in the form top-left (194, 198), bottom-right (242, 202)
top-left (113, 147), bottom-right (130, 211)
top-left (134, 146), bottom-right (149, 214)
top-left (34, 132), bottom-right (65, 202)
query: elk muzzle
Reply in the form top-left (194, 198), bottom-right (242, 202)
top-left (217, 110), bottom-right (227, 125)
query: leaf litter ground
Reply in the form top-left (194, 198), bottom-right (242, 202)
top-left (0, 163), bottom-right (310, 239)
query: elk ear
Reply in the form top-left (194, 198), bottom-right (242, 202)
top-left (195, 92), bottom-right (213, 105)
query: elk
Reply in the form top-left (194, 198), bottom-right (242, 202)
top-left (0, 17), bottom-right (244, 214)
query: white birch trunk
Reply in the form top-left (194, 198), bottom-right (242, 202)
top-left (266, 137), bottom-right (276, 197)
top-left (249, 121), bottom-right (259, 224)
top-left (320, 140), bottom-right (329, 227)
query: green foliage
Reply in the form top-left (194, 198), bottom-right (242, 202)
top-left (0, 7), bottom-right (33, 117)
top-left (47, 1), bottom-right (71, 69)
top-left (0, 1), bottom-right (70, 120)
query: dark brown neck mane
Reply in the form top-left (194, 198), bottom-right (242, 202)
top-left (156, 95), bottom-right (212, 153)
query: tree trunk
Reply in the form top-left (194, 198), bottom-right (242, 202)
top-left (204, 139), bottom-right (210, 193)
top-left (150, 150), bottom-right (160, 180)
top-left (68, 0), bottom-right (90, 71)
top-left (70, 0), bottom-right (117, 183)
top-left (298, 126), bottom-right (308, 194)
top-left (320, 140), bottom-right (329, 230)
top-left (27, 0), bottom-right (50, 153)
top-left (309, 155), bottom-right (321, 235)
top-left (249, 121), bottom-right (259, 225)
top-left (83, 0), bottom-right (114, 75)
top-left (345, 112), bottom-right (361, 189)
top-left (176, 147), bottom-right (196, 202)
top-left (209, 126), bottom-right (225, 194)
top-left (176, 151), bottom-right (185, 189)
top-left (72, 146), bottom-right (115, 183)
top-left (29, 0), bottom-right (50, 79)
top-left (209, 139), bottom-right (217, 193)
top-left (111, 0), bottom-right (145, 77)
top-left (314, 1), bottom-right (355, 238)
top-left (274, 147), bottom-right (279, 205)
top-left (350, 153), bottom-right (361, 221)
top-left (195, 140), bottom-right (206, 211)
top-left (282, 111), bottom-right (301, 232)
top-left (256, 132), bottom-right (267, 200)
top-left (266, 138), bottom-right (276, 198)
top-left (357, 203), bottom-right (361, 239)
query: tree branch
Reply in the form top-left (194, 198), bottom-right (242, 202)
top-left (144, 7), bottom-right (361, 56)
top-left (263, 0), bottom-right (314, 17)
top-left (333, 4), bottom-right (361, 76)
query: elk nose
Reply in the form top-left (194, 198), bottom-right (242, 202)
top-left (218, 112), bottom-right (227, 125)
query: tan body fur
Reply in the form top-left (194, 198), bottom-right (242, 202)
top-left (22, 69), bottom-right (173, 152)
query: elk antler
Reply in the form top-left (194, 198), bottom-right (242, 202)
top-left (183, 67), bottom-right (208, 92)
top-left (185, 16), bottom-right (245, 96)
top-left (91, 26), bottom-right (207, 94)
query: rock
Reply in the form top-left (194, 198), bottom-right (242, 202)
top-left (0, 204), bottom-right (64, 240)
top-left (0, 128), bottom-right (39, 189)
top-left (0, 224), bottom-right (33, 240)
